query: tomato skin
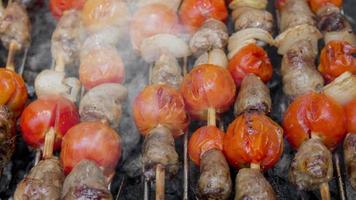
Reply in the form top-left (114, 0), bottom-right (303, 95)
top-left (0, 68), bottom-right (28, 115)
top-left (283, 92), bottom-right (346, 150)
top-left (308, 0), bottom-right (343, 13)
top-left (132, 85), bottom-right (189, 137)
top-left (228, 43), bottom-right (273, 88)
top-left (79, 45), bottom-right (125, 90)
top-left (319, 41), bottom-right (356, 82)
top-left (50, 0), bottom-right (86, 19)
top-left (188, 125), bottom-right (224, 166)
top-left (20, 96), bottom-right (79, 149)
top-left (345, 99), bottom-right (356, 133)
top-left (61, 121), bottom-right (121, 178)
top-left (130, 4), bottom-right (179, 50)
top-left (180, 64), bottom-right (236, 120)
top-left (179, 0), bottom-right (228, 33)
top-left (224, 112), bottom-right (283, 170)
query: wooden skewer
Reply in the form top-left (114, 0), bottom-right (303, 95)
top-left (334, 154), bottom-right (346, 200)
top-left (5, 41), bottom-right (17, 71)
top-left (250, 163), bottom-right (261, 171)
top-left (156, 164), bottom-right (165, 200)
top-left (42, 127), bottom-right (55, 159)
top-left (207, 107), bottom-right (216, 126)
top-left (182, 56), bottom-right (188, 200)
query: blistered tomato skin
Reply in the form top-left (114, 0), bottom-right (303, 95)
top-left (130, 4), bottom-right (179, 50)
top-left (224, 112), bottom-right (283, 170)
top-left (50, 0), bottom-right (86, 19)
top-left (319, 41), bottom-right (356, 82)
top-left (228, 43), bottom-right (273, 88)
top-left (345, 99), bottom-right (356, 133)
top-left (308, 0), bottom-right (343, 13)
top-left (179, 0), bottom-right (228, 33)
top-left (188, 125), bottom-right (224, 166)
top-left (0, 68), bottom-right (28, 115)
top-left (180, 64), bottom-right (236, 120)
top-left (20, 96), bottom-right (80, 149)
top-left (283, 92), bottom-right (346, 150)
top-left (61, 121), bottom-right (121, 178)
top-left (132, 85), bottom-right (189, 138)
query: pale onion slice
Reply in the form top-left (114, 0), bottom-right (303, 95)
top-left (275, 24), bottom-right (322, 55)
top-left (140, 33), bottom-right (191, 63)
top-left (229, 0), bottom-right (267, 10)
top-left (324, 31), bottom-right (356, 46)
top-left (135, 0), bottom-right (181, 11)
top-left (228, 28), bottom-right (274, 59)
top-left (323, 72), bottom-right (356, 105)
top-left (194, 49), bottom-right (228, 68)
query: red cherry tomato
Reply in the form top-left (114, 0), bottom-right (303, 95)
top-left (188, 125), bottom-right (224, 166)
top-left (228, 43), bottom-right (273, 88)
top-left (61, 121), bottom-right (121, 178)
top-left (179, 0), bottom-right (228, 33)
top-left (132, 84), bottom-right (189, 137)
top-left (20, 96), bottom-right (79, 150)
top-left (283, 92), bottom-right (346, 150)
top-left (308, 0), bottom-right (343, 13)
top-left (224, 112), bottom-right (283, 170)
top-left (50, 0), bottom-right (86, 19)
top-left (319, 41), bottom-right (356, 82)
top-left (79, 45), bottom-right (125, 90)
top-left (180, 64), bottom-right (236, 120)
top-left (130, 3), bottom-right (179, 50)
top-left (345, 99), bottom-right (356, 133)
top-left (0, 68), bottom-right (28, 116)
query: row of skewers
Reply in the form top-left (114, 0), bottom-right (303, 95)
top-left (0, 0), bottom-right (354, 199)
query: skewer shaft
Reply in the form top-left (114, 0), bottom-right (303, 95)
top-left (183, 132), bottom-right (188, 200)
top-left (250, 163), bottom-right (261, 170)
top-left (207, 108), bottom-right (216, 126)
top-left (6, 41), bottom-right (17, 71)
top-left (144, 177), bottom-right (149, 200)
top-left (42, 128), bottom-right (55, 159)
top-left (156, 164), bottom-right (165, 200)
top-left (334, 154), bottom-right (346, 200)
top-left (320, 182), bottom-right (331, 200)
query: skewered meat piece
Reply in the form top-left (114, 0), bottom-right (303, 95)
top-left (195, 49), bottom-right (228, 68)
top-left (344, 133), bottom-right (356, 189)
top-left (0, 105), bottom-right (14, 170)
top-left (289, 138), bottom-right (333, 190)
top-left (316, 5), bottom-right (353, 33)
top-left (151, 55), bottom-right (183, 89)
top-left (199, 149), bottom-right (231, 200)
top-left (14, 158), bottom-right (65, 200)
top-left (51, 9), bottom-right (85, 66)
top-left (232, 6), bottom-right (273, 34)
top-left (0, 2), bottom-right (31, 50)
top-left (278, 0), bottom-right (316, 32)
top-left (142, 126), bottom-right (179, 179)
top-left (234, 74), bottom-right (271, 116)
top-left (79, 83), bottom-right (128, 129)
top-left (235, 168), bottom-right (276, 200)
top-left (62, 160), bottom-right (112, 200)
top-left (189, 19), bottom-right (229, 56)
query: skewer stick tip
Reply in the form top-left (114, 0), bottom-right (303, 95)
top-left (5, 41), bottom-right (17, 71)
top-left (207, 107), bottom-right (216, 126)
top-left (155, 164), bottom-right (165, 200)
top-left (42, 127), bottom-right (55, 160)
top-left (320, 182), bottom-right (331, 200)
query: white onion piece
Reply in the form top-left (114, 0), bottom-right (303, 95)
top-left (324, 31), bottom-right (356, 46)
top-left (275, 24), bottom-right (322, 55)
top-left (135, 0), bottom-right (181, 11)
top-left (140, 34), bottom-right (191, 63)
top-left (194, 49), bottom-right (228, 68)
top-left (229, 0), bottom-right (267, 10)
top-left (228, 39), bottom-right (256, 60)
top-left (323, 72), bottom-right (356, 105)
top-left (35, 70), bottom-right (81, 102)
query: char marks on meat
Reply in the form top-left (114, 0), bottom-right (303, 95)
top-left (14, 158), bottom-right (64, 200)
top-left (289, 138), bottom-right (333, 190)
top-left (232, 7), bottom-right (273, 34)
top-left (151, 55), bottom-right (183, 89)
top-left (344, 133), bottom-right (356, 189)
top-left (235, 168), bottom-right (276, 200)
top-left (198, 149), bottom-right (232, 200)
top-left (142, 126), bottom-right (178, 180)
top-left (62, 160), bottom-right (112, 200)
top-left (0, 105), bottom-right (14, 170)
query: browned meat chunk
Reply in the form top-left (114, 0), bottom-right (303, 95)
top-left (0, 105), bottom-right (14, 170)
top-left (234, 74), bottom-right (271, 116)
top-left (62, 160), bottom-right (112, 200)
top-left (189, 19), bottom-right (228, 56)
top-left (344, 133), bottom-right (356, 189)
top-left (51, 9), bottom-right (85, 66)
top-left (289, 138), bottom-right (333, 190)
top-left (198, 149), bottom-right (232, 200)
top-left (232, 7), bottom-right (274, 34)
top-left (151, 54), bottom-right (183, 89)
top-left (142, 126), bottom-right (178, 180)
top-left (14, 158), bottom-right (64, 200)
top-left (79, 83), bottom-right (128, 129)
top-left (279, 0), bottom-right (316, 32)
top-left (0, 2), bottom-right (31, 50)
top-left (235, 168), bottom-right (276, 200)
